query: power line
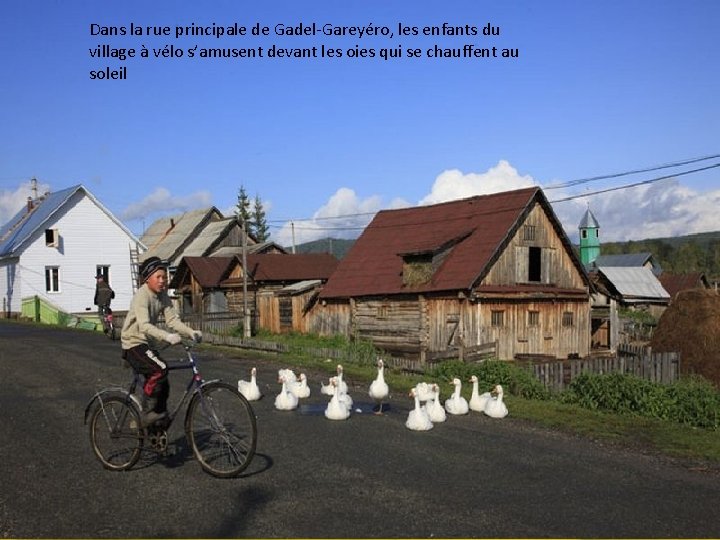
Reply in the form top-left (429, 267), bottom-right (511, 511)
top-left (267, 154), bottom-right (720, 225)
top-left (267, 162), bottom-right (720, 233)
top-left (549, 162), bottom-right (720, 203)
top-left (544, 153), bottom-right (720, 190)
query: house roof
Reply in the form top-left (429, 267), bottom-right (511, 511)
top-left (589, 252), bottom-right (662, 276)
top-left (0, 184), bottom-right (143, 259)
top-left (181, 218), bottom-right (237, 259)
top-left (211, 240), bottom-right (287, 258)
top-left (139, 207), bottom-right (223, 265)
top-left (658, 272), bottom-right (709, 298)
top-left (244, 253), bottom-right (338, 282)
top-left (579, 208), bottom-right (599, 229)
top-left (320, 187), bottom-right (586, 299)
top-left (169, 256), bottom-right (236, 289)
top-left (597, 266), bottom-right (670, 301)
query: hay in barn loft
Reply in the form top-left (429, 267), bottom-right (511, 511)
top-left (650, 288), bottom-right (720, 387)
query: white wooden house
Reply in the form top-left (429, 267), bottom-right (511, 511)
top-left (0, 185), bottom-right (145, 316)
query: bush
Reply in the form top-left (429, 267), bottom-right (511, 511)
top-left (427, 360), bottom-right (550, 400)
top-left (561, 372), bottom-right (720, 430)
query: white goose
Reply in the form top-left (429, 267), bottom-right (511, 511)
top-left (237, 367), bottom-right (262, 401)
top-left (325, 377), bottom-right (351, 420)
top-left (423, 383), bottom-right (446, 423)
top-left (368, 358), bottom-right (389, 414)
top-left (414, 381), bottom-right (434, 402)
top-left (290, 372), bottom-right (311, 399)
top-left (444, 377), bottom-right (469, 415)
top-left (468, 375), bottom-right (492, 413)
top-left (406, 387), bottom-right (433, 431)
top-left (483, 384), bottom-right (509, 418)
top-left (274, 372), bottom-right (299, 411)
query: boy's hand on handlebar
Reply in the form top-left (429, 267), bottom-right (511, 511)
top-left (164, 333), bottom-right (182, 345)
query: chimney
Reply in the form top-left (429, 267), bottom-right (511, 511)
top-left (26, 196), bottom-right (33, 213)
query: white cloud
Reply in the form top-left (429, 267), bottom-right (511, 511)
top-left (419, 160), bottom-right (536, 205)
top-left (120, 187), bottom-right (212, 221)
top-left (276, 161), bottom-right (720, 249)
top-left (550, 178), bottom-right (720, 243)
top-left (273, 187), bottom-right (410, 247)
top-left (0, 179), bottom-right (52, 226)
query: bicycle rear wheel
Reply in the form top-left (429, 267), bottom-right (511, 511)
top-left (89, 394), bottom-right (143, 471)
top-left (185, 382), bottom-right (257, 478)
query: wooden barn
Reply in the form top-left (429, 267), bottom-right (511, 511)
top-left (220, 253), bottom-right (338, 333)
top-left (314, 187), bottom-right (592, 362)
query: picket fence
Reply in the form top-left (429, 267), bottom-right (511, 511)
top-left (527, 345), bottom-right (681, 392)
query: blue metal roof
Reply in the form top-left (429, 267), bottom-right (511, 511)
top-left (0, 185), bottom-right (81, 257)
top-left (0, 184), bottom-right (143, 258)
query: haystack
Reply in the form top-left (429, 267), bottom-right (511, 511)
top-left (650, 288), bottom-right (720, 387)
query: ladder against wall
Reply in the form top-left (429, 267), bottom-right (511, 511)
top-left (129, 244), bottom-right (141, 291)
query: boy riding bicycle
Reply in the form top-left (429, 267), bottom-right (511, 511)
top-left (121, 257), bottom-right (202, 426)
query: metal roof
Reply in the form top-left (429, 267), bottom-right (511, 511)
top-left (0, 184), bottom-right (143, 258)
top-left (140, 207), bottom-right (222, 264)
top-left (579, 208), bottom-right (599, 229)
top-left (181, 218), bottom-right (236, 259)
top-left (597, 266), bottom-right (670, 300)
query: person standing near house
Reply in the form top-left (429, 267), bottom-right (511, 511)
top-left (121, 257), bottom-right (202, 425)
top-left (93, 272), bottom-right (115, 320)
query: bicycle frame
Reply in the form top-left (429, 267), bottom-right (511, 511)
top-left (84, 343), bottom-right (219, 431)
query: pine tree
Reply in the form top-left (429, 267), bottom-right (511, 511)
top-left (235, 186), bottom-right (252, 226)
top-left (253, 194), bottom-right (270, 242)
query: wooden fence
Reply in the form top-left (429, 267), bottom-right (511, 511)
top-left (527, 346), bottom-right (681, 392)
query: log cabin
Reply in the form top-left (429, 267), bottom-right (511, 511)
top-left (314, 187), bottom-right (592, 362)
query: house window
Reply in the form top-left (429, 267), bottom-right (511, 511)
top-left (96, 265), bottom-right (110, 283)
top-left (45, 229), bottom-right (59, 247)
top-left (562, 311), bottom-right (574, 327)
top-left (491, 310), bottom-right (504, 327)
top-left (581, 230), bottom-right (588, 239)
top-left (523, 225), bottom-right (536, 242)
top-left (45, 267), bottom-right (60, 293)
top-left (377, 304), bottom-right (390, 319)
top-left (528, 246), bottom-right (541, 282)
top-left (528, 310), bottom-right (540, 326)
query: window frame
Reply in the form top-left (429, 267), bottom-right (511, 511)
top-left (45, 266), bottom-right (60, 293)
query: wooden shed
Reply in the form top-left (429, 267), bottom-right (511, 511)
top-left (221, 253), bottom-right (338, 333)
top-left (316, 187), bottom-right (592, 362)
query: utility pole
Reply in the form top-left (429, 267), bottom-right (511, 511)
top-left (291, 221), bottom-right (296, 254)
top-left (240, 215), bottom-right (251, 338)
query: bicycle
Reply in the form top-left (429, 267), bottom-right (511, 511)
top-left (84, 341), bottom-right (257, 478)
top-left (99, 305), bottom-right (115, 340)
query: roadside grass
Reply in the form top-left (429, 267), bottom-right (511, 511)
top-left (506, 397), bottom-right (720, 463)
top-left (6, 320), bottom-right (718, 465)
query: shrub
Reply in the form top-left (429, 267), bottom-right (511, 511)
top-left (427, 360), bottom-right (550, 400)
top-left (561, 372), bottom-right (720, 430)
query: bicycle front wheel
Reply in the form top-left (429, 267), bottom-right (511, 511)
top-left (89, 394), bottom-right (143, 471)
top-left (185, 382), bottom-right (257, 478)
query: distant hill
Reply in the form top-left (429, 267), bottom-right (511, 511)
top-left (286, 237), bottom-right (356, 259)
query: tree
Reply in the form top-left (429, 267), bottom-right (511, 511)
top-left (235, 185), bottom-right (252, 226)
top-left (252, 194), bottom-right (269, 242)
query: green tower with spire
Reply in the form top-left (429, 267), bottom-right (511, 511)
top-left (579, 206), bottom-right (600, 265)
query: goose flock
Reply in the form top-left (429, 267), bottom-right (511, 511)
top-left (238, 358), bottom-right (509, 430)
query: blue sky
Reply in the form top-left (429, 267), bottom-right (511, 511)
top-left (1, 0), bottom-right (718, 247)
